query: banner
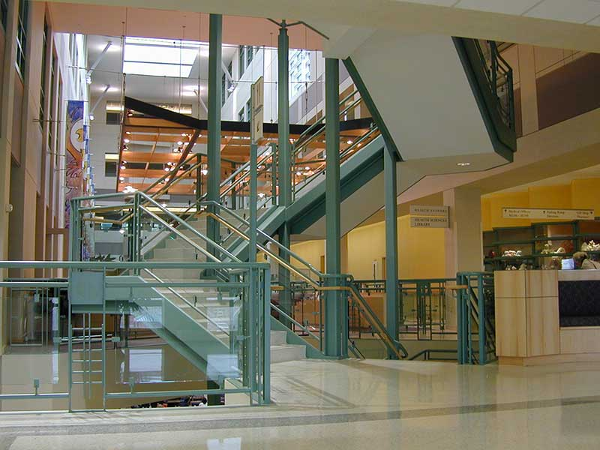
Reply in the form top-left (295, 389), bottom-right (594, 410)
top-left (64, 100), bottom-right (85, 229)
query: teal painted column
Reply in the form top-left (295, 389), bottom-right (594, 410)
top-left (207, 14), bottom-right (222, 259)
top-left (324, 58), bottom-right (346, 358)
top-left (384, 144), bottom-right (399, 359)
top-left (277, 22), bottom-right (292, 327)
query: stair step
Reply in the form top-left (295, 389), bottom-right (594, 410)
top-left (270, 330), bottom-right (287, 346)
top-left (270, 344), bottom-right (306, 363)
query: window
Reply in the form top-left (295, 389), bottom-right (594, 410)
top-left (221, 72), bottom-right (226, 106)
top-left (16, 0), bottom-right (29, 78)
top-left (0, 0), bottom-right (8, 30)
top-left (238, 107), bottom-right (244, 122)
top-left (105, 161), bottom-right (117, 177)
top-left (238, 45), bottom-right (245, 78)
top-left (245, 99), bottom-right (251, 122)
top-left (39, 18), bottom-right (48, 126)
top-left (106, 111), bottom-right (120, 125)
top-left (48, 55), bottom-right (56, 149)
top-left (246, 46), bottom-right (254, 67)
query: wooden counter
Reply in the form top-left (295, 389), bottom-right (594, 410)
top-left (495, 269), bottom-right (600, 365)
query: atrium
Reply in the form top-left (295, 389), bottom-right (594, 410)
top-left (0, 1), bottom-right (599, 449)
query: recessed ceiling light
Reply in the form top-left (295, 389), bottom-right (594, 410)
top-left (457, 162), bottom-right (471, 167)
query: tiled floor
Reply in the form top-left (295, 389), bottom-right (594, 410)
top-left (2, 359), bottom-right (600, 449)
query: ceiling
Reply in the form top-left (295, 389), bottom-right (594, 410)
top-left (488, 163), bottom-right (600, 195)
top-left (48, 4), bottom-right (324, 50)
top-left (409, 0), bottom-right (600, 26)
top-left (87, 34), bottom-right (238, 107)
top-left (48, 0), bottom-right (600, 53)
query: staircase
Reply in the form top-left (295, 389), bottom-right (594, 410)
top-left (270, 330), bottom-right (306, 363)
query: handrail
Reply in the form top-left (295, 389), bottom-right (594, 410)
top-left (293, 126), bottom-right (379, 199)
top-left (270, 303), bottom-right (321, 343)
top-left (202, 201), bottom-right (323, 280)
top-left (141, 268), bottom-right (231, 337)
top-left (294, 89), bottom-right (359, 148)
top-left (292, 95), bottom-right (362, 157)
top-left (204, 210), bottom-right (406, 359)
top-left (137, 192), bottom-right (240, 262)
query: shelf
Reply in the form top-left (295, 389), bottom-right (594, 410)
top-left (532, 236), bottom-right (576, 242)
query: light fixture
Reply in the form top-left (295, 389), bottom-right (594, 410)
top-left (172, 148), bottom-right (179, 153)
top-left (119, 176), bottom-right (124, 181)
top-left (119, 228), bottom-right (125, 235)
top-left (120, 164), bottom-right (126, 170)
top-left (258, 193), bottom-right (265, 198)
top-left (296, 171), bottom-right (302, 176)
top-left (161, 203), bottom-right (167, 208)
top-left (89, 114), bottom-right (95, 121)
top-left (457, 162), bottom-right (471, 167)
top-left (305, 166), bottom-right (310, 170)
top-left (181, 133), bottom-right (188, 137)
top-left (124, 138), bottom-right (130, 144)
top-left (227, 84), bottom-right (236, 93)
top-left (164, 166), bottom-right (170, 172)
top-left (201, 169), bottom-right (208, 176)
top-left (346, 140), bottom-right (353, 145)
top-left (177, 141), bottom-right (183, 145)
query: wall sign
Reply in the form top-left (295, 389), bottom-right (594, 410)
top-left (410, 205), bottom-right (449, 217)
top-left (410, 205), bottom-right (449, 228)
top-left (410, 216), bottom-right (449, 228)
top-left (502, 207), bottom-right (594, 220)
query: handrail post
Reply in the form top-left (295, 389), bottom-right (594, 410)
top-left (477, 273), bottom-right (486, 364)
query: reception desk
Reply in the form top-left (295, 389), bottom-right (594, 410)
top-left (495, 269), bottom-right (600, 365)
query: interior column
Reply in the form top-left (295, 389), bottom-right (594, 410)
top-left (384, 144), bottom-right (399, 359)
top-left (207, 14), bottom-right (222, 259)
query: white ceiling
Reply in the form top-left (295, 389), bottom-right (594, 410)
top-left (409, 0), bottom-right (600, 25)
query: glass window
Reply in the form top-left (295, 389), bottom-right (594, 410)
top-left (16, 0), bottom-right (29, 78)
top-left (0, 0), bottom-right (8, 30)
top-left (238, 45), bottom-right (245, 78)
top-left (238, 108), bottom-right (244, 122)
top-left (245, 99), bottom-right (251, 122)
top-left (246, 46), bottom-right (253, 66)
top-left (39, 17), bottom-right (48, 127)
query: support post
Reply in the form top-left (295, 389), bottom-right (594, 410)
top-left (249, 143), bottom-right (257, 263)
top-left (324, 58), bottom-right (345, 358)
top-left (207, 14), bottom-right (222, 259)
top-left (277, 22), bottom-right (292, 326)
top-left (384, 144), bottom-right (399, 359)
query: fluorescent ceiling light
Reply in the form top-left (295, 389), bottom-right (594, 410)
top-left (123, 62), bottom-right (193, 77)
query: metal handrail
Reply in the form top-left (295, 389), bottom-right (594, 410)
top-left (201, 201), bottom-right (323, 281)
top-left (204, 210), bottom-right (407, 359)
top-left (141, 268), bottom-right (231, 337)
top-left (270, 303), bottom-right (321, 342)
top-left (137, 192), bottom-right (240, 262)
top-left (293, 126), bottom-right (380, 199)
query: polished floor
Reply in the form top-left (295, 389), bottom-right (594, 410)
top-left (1, 358), bottom-right (600, 449)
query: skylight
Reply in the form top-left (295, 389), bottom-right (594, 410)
top-left (123, 37), bottom-right (200, 78)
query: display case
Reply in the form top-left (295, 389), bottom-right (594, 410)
top-left (483, 219), bottom-right (600, 270)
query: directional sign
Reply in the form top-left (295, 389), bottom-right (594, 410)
top-left (410, 205), bottom-right (449, 217)
top-left (251, 76), bottom-right (264, 143)
top-left (502, 207), bottom-right (594, 220)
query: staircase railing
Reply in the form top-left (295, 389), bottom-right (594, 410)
top-left (201, 203), bottom-right (407, 359)
top-left (456, 271), bottom-right (496, 365)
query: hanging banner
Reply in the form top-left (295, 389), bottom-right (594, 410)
top-left (64, 100), bottom-right (85, 229)
top-left (502, 207), bottom-right (594, 220)
top-left (251, 76), bottom-right (264, 143)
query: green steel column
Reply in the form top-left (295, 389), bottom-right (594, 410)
top-left (207, 14), bottom-right (222, 258)
top-left (324, 58), bottom-right (345, 358)
top-left (277, 23), bottom-right (292, 326)
top-left (249, 143), bottom-right (257, 263)
top-left (384, 144), bottom-right (399, 359)
top-left (277, 22), bottom-right (291, 208)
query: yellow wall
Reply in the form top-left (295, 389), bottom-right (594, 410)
top-left (571, 179), bottom-right (600, 212)
top-left (290, 216), bottom-right (446, 281)
top-left (483, 180), bottom-right (600, 230)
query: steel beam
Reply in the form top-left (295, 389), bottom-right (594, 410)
top-left (384, 143), bottom-right (399, 359)
top-left (324, 58), bottom-right (345, 358)
top-left (207, 14), bottom-right (223, 259)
